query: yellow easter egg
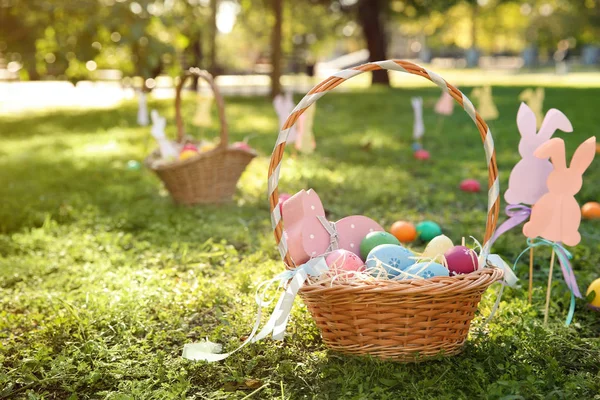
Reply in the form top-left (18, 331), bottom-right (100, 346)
top-left (179, 149), bottom-right (199, 161)
top-left (422, 235), bottom-right (454, 263)
top-left (587, 278), bottom-right (600, 308)
top-left (199, 143), bottom-right (216, 153)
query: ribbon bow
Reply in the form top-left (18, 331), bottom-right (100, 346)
top-left (182, 257), bottom-right (329, 362)
top-left (487, 238), bottom-right (580, 326)
top-left (488, 204), bottom-right (532, 248)
top-left (317, 216), bottom-right (339, 252)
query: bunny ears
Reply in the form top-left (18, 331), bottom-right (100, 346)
top-left (535, 136), bottom-right (597, 173)
top-left (517, 103), bottom-right (573, 141)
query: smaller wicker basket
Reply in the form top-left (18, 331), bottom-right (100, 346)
top-left (145, 68), bottom-right (256, 205)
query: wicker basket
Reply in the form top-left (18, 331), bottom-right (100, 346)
top-left (146, 68), bottom-right (256, 205)
top-left (266, 60), bottom-right (504, 362)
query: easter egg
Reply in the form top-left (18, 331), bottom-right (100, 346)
top-left (390, 221), bottom-right (417, 243)
top-left (182, 144), bottom-right (199, 152)
top-left (365, 244), bottom-right (415, 277)
top-left (126, 160), bottom-right (141, 170)
top-left (416, 221), bottom-right (442, 242)
top-left (179, 149), bottom-right (199, 161)
top-left (400, 262), bottom-right (449, 280)
top-left (414, 149), bottom-right (430, 160)
top-left (587, 278), bottom-right (600, 308)
top-left (199, 143), bottom-right (216, 153)
top-left (412, 142), bottom-right (423, 151)
top-left (444, 245), bottom-right (479, 276)
top-left (360, 231), bottom-right (401, 259)
top-left (582, 202), bottom-right (600, 220)
top-left (460, 179), bottom-right (481, 193)
top-left (326, 249), bottom-right (364, 272)
top-left (596, 143), bottom-right (600, 154)
top-left (421, 234), bottom-right (454, 263)
top-left (232, 141), bottom-right (252, 151)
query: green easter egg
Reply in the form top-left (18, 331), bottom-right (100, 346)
top-left (416, 221), bottom-right (442, 242)
top-left (359, 231), bottom-right (401, 259)
top-left (127, 160), bottom-right (141, 170)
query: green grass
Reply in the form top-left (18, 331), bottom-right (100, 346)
top-left (1, 85), bottom-right (600, 399)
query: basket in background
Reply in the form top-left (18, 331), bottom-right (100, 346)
top-left (146, 68), bottom-right (256, 205)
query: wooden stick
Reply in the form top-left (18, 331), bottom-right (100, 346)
top-left (528, 247), bottom-right (534, 304)
top-left (544, 249), bottom-right (556, 325)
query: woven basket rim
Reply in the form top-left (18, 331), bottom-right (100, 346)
top-left (300, 267), bottom-right (504, 296)
top-left (144, 146), bottom-right (256, 172)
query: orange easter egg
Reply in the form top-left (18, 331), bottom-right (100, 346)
top-left (390, 221), bottom-right (417, 243)
top-left (596, 143), bottom-right (600, 154)
top-left (582, 202), bottom-right (600, 220)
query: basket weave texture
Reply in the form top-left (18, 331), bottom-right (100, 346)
top-left (266, 60), bottom-right (504, 361)
top-left (146, 68), bottom-right (255, 205)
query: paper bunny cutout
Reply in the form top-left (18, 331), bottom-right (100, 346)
top-left (282, 189), bottom-right (384, 265)
top-left (505, 103), bottom-right (573, 206)
top-left (192, 92), bottom-right (213, 127)
top-left (295, 103), bottom-right (316, 154)
top-left (471, 86), bottom-right (498, 120)
top-left (411, 97), bottom-right (424, 140)
top-left (434, 91), bottom-right (454, 116)
top-left (519, 87), bottom-right (545, 129)
top-left (137, 90), bottom-right (149, 126)
top-left (273, 92), bottom-right (300, 144)
top-left (523, 136), bottom-right (596, 246)
top-left (150, 110), bottom-right (179, 160)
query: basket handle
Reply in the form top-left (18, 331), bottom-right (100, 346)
top-left (174, 68), bottom-right (228, 148)
top-left (267, 60), bottom-right (500, 268)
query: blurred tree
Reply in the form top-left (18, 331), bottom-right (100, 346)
top-left (209, 0), bottom-right (219, 75)
top-left (357, 0), bottom-right (389, 84)
top-left (318, 0), bottom-right (458, 85)
top-left (271, 0), bottom-right (283, 97)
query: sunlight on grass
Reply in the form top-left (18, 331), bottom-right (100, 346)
top-left (1, 86), bottom-right (600, 398)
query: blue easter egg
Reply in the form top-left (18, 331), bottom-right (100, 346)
top-left (399, 262), bottom-right (450, 280)
top-left (366, 244), bottom-right (415, 278)
top-left (412, 142), bottom-right (423, 151)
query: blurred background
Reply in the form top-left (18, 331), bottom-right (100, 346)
top-left (1, 0), bottom-right (600, 111)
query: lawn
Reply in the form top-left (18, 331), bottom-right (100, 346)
top-left (1, 85), bottom-right (600, 399)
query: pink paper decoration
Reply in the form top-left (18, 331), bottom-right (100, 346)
top-left (505, 103), bottom-right (573, 206)
top-left (273, 92), bottom-right (300, 144)
top-left (435, 91), bottom-right (454, 116)
top-left (523, 137), bottom-right (596, 246)
top-left (282, 189), bottom-right (384, 265)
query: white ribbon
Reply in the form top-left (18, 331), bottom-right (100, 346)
top-left (137, 90), bottom-right (149, 126)
top-left (182, 257), bottom-right (329, 362)
top-left (411, 97), bottom-right (424, 140)
top-left (316, 216), bottom-right (339, 252)
top-left (482, 253), bottom-right (519, 325)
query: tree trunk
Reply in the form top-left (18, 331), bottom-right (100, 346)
top-left (188, 36), bottom-right (203, 90)
top-left (357, 0), bottom-right (389, 86)
top-left (209, 0), bottom-right (218, 75)
top-left (270, 0), bottom-right (283, 98)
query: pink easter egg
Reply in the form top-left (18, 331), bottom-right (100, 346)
top-left (414, 149), bottom-right (430, 160)
top-left (232, 141), bottom-right (252, 151)
top-left (326, 249), bottom-right (365, 272)
top-left (460, 179), bottom-right (481, 193)
top-left (182, 144), bottom-right (199, 152)
top-left (444, 245), bottom-right (479, 276)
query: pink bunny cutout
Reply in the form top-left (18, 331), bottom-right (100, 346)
top-left (523, 137), bottom-right (596, 246)
top-left (434, 91), bottom-right (454, 116)
top-left (282, 189), bottom-right (384, 265)
top-left (505, 103), bottom-right (573, 205)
